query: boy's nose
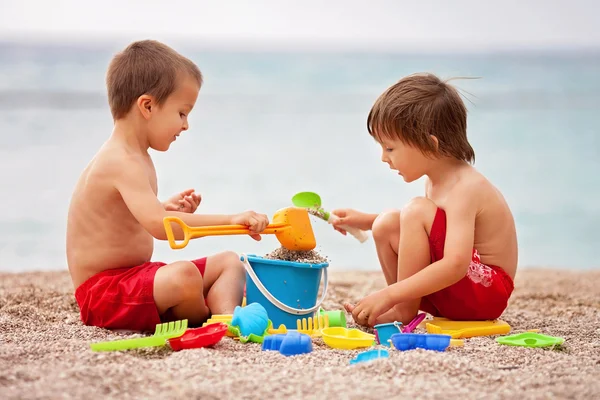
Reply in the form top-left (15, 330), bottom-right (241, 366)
top-left (182, 121), bottom-right (189, 131)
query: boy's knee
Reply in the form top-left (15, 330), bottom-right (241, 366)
top-left (169, 261), bottom-right (204, 299)
top-left (372, 210), bottom-right (400, 241)
top-left (400, 197), bottom-right (437, 225)
top-left (221, 251), bottom-right (244, 271)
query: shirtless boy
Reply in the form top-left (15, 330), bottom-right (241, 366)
top-left (66, 40), bottom-right (269, 331)
top-left (331, 73), bottom-right (518, 327)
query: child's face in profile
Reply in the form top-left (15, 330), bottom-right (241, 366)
top-left (379, 137), bottom-right (429, 183)
top-left (148, 75), bottom-right (200, 151)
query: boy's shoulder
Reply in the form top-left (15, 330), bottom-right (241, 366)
top-left (85, 140), bottom-right (149, 184)
top-left (437, 166), bottom-right (503, 211)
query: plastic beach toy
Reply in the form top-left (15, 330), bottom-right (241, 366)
top-left (228, 303), bottom-right (271, 343)
top-left (292, 191), bottom-right (368, 243)
top-left (425, 318), bottom-right (511, 338)
top-left (90, 320), bottom-right (188, 352)
top-left (318, 307), bottom-right (347, 328)
top-left (164, 206), bottom-right (316, 251)
top-left (321, 327), bottom-right (375, 350)
top-left (262, 332), bottom-right (313, 356)
top-left (168, 322), bottom-right (228, 351)
top-left (350, 349), bottom-right (389, 365)
top-left (202, 314), bottom-right (235, 337)
top-left (403, 313), bottom-right (426, 333)
top-left (390, 333), bottom-right (451, 352)
top-left (374, 322), bottom-right (403, 347)
top-left (496, 332), bottom-right (565, 348)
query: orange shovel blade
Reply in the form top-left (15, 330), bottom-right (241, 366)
top-left (271, 207), bottom-right (316, 251)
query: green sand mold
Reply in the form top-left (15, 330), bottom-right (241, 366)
top-left (496, 332), bottom-right (565, 348)
top-left (228, 320), bottom-right (273, 344)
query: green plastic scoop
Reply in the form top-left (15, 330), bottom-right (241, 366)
top-left (292, 192), bottom-right (368, 243)
top-left (90, 319), bottom-right (188, 352)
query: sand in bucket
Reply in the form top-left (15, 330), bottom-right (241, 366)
top-left (264, 247), bottom-right (328, 264)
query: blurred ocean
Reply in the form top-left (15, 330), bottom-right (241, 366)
top-left (0, 41), bottom-right (598, 272)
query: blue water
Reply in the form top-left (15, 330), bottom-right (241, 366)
top-left (0, 42), bottom-right (598, 272)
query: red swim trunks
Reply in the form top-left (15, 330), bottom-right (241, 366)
top-left (75, 258), bottom-right (207, 332)
top-left (419, 208), bottom-right (514, 320)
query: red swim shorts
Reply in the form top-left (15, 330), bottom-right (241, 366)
top-left (75, 258), bottom-right (206, 332)
top-left (419, 208), bottom-right (514, 320)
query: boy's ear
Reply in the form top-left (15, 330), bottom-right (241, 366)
top-left (429, 134), bottom-right (439, 151)
top-left (137, 94), bottom-right (154, 120)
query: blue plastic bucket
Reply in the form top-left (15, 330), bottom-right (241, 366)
top-left (241, 254), bottom-right (328, 328)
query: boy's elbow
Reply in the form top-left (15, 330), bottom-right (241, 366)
top-left (446, 254), bottom-right (470, 277)
top-left (143, 217), bottom-right (169, 240)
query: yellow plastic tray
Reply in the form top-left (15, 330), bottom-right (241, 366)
top-left (321, 327), bottom-right (375, 350)
top-left (423, 317), bottom-right (511, 339)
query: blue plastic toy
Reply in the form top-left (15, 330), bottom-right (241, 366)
top-left (228, 302), bottom-right (271, 343)
top-left (262, 334), bottom-right (287, 351)
top-left (374, 321), bottom-right (403, 347)
top-left (350, 349), bottom-right (390, 365)
top-left (262, 332), bottom-right (312, 356)
top-left (390, 333), bottom-right (451, 352)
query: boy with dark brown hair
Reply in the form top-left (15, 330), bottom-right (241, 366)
top-left (67, 40), bottom-right (269, 332)
top-left (332, 73), bottom-right (518, 327)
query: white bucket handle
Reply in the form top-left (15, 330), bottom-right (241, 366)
top-left (240, 254), bottom-right (328, 316)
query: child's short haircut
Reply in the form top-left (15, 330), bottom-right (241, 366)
top-left (106, 40), bottom-right (203, 120)
top-left (367, 73), bottom-right (475, 163)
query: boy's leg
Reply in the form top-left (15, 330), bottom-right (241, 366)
top-left (344, 210), bottom-right (399, 315)
top-left (372, 210), bottom-right (401, 286)
top-left (347, 197), bottom-right (437, 326)
top-left (201, 251), bottom-right (246, 315)
top-left (386, 197), bottom-right (437, 324)
top-left (153, 261), bottom-right (210, 326)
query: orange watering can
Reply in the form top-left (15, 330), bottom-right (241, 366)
top-left (163, 207), bottom-right (316, 251)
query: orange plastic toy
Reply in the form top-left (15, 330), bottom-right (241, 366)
top-left (163, 207), bottom-right (316, 251)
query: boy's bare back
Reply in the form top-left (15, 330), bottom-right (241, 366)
top-left (67, 141), bottom-right (156, 288)
top-left (425, 163), bottom-right (518, 279)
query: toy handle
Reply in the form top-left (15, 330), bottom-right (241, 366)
top-left (328, 214), bottom-right (368, 243)
top-left (163, 216), bottom-right (286, 250)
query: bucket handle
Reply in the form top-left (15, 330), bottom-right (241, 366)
top-left (240, 254), bottom-right (328, 316)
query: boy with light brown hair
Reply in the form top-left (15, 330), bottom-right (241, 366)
top-left (67, 40), bottom-right (269, 332)
top-left (332, 73), bottom-right (518, 327)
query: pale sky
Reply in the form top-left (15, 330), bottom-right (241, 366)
top-left (0, 0), bottom-right (598, 51)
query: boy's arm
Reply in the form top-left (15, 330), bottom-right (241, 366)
top-left (114, 161), bottom-right (236, 240)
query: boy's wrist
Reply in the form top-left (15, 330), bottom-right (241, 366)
top-left (362, 213), bottom-right (378, 230)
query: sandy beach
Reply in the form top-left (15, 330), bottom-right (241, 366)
top-left (1, 268), bottom-right (599, 399)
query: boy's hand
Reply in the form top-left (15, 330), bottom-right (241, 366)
top-left (347, 289), bottom-right (394, 327)
top-left (163, 189), bottom-right (201, 213)
top-left (330, 208), bottom-right (371, 234)
top-left (232, 211), bottom-right (270, 241)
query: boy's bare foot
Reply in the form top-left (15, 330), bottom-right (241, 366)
top-left (373, 305), bottom-right (407, 325)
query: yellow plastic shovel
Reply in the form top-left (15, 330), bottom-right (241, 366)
top-left (163, 207), bottom-right (316, 251)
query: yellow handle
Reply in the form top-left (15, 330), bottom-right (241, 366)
top-left (163, 216), bottom-right (287, 250)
